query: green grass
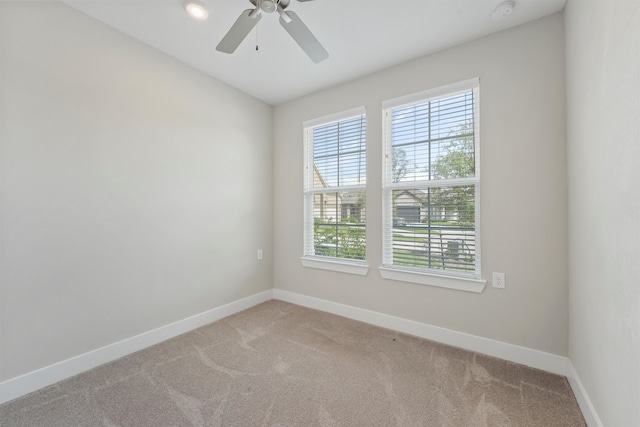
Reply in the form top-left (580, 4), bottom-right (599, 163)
top-left (392, 248), bottom-right (475, 273)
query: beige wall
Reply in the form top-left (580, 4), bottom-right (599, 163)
top-left (274, 14), bottom-right (568, 355)
top-left (0, 1), bottom-right (273, 381)
top-left (565, 0), bottom-right (640, 425)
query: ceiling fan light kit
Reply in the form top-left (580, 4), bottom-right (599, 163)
top-left (216, 0), bottom-right (328, 63)
top-left (259, 0), bottom-right (278, 14)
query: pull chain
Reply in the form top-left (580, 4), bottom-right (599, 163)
top-left (255, 21), bottom-right (259, 51)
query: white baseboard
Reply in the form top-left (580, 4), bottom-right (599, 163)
top-left (1, 288), bottom-right (602, 427)
top-left (0, 290), bottom-right (273, 405)
top-left (566, 360), bottom-right (603, 427)
top-left (273, 289), bottom-right (567, 375)
top-left (273, 289), bottom-right (606, 425)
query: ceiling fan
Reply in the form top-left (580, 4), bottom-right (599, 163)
top-left (216, 0), bottom-right (329, 63)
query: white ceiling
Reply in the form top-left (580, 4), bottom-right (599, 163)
top-left (60, 0), bottom-right (566, 105)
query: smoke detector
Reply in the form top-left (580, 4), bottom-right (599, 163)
top-left (492, 1), bottom-right (515, 20)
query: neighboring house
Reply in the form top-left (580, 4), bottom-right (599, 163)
top-left (340, 192), bottom-right (363, 222)
top-left (394, 190), bottom-right (426, 223)
top-left (313, 169), bottom-right (461, 225)
top-left (313, 165), bottom-right (364, 223)
top-left (393, 189), bottom-right (458, 223)
top-left (312, 168), bottom-right (470, 263)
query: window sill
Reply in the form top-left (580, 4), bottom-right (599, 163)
top-left (378, 267), bottom-right (486, 293)
top-left (300, 257), bottom-right (369, 276)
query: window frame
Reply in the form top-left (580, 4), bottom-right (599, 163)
top-left (380, 78), bottom-right (485, 292)
top-left (301, 106), bottom-right (369, 276)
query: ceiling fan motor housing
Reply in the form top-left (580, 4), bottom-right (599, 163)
top-left (218, 0), bottom-right (328, 63)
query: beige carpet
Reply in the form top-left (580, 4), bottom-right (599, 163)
top-left (0, 300), bottom-right (586, 426)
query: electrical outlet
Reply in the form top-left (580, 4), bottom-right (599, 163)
top-left (492, 272), bottom-right (505, 289)
top-left (257, 249), bottom-right (263, 260)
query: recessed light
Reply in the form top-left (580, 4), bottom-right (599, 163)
top-left (184, 0), bottom-right (209, 20)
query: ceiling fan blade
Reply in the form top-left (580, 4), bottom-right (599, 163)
top-left (216, 9), bottom-right (262, 54)
top-left (279, 11), bottom-right (328, 63)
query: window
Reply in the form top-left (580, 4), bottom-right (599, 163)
top-left (302, 107), bottom-right (368, 274)
top-left (381, 79), bottom-right (482, 287)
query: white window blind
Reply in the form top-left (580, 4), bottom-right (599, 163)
top-left (304, 107), bottom-right (367, 262)
top-left (382, 79), bottom-right (480, 278)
